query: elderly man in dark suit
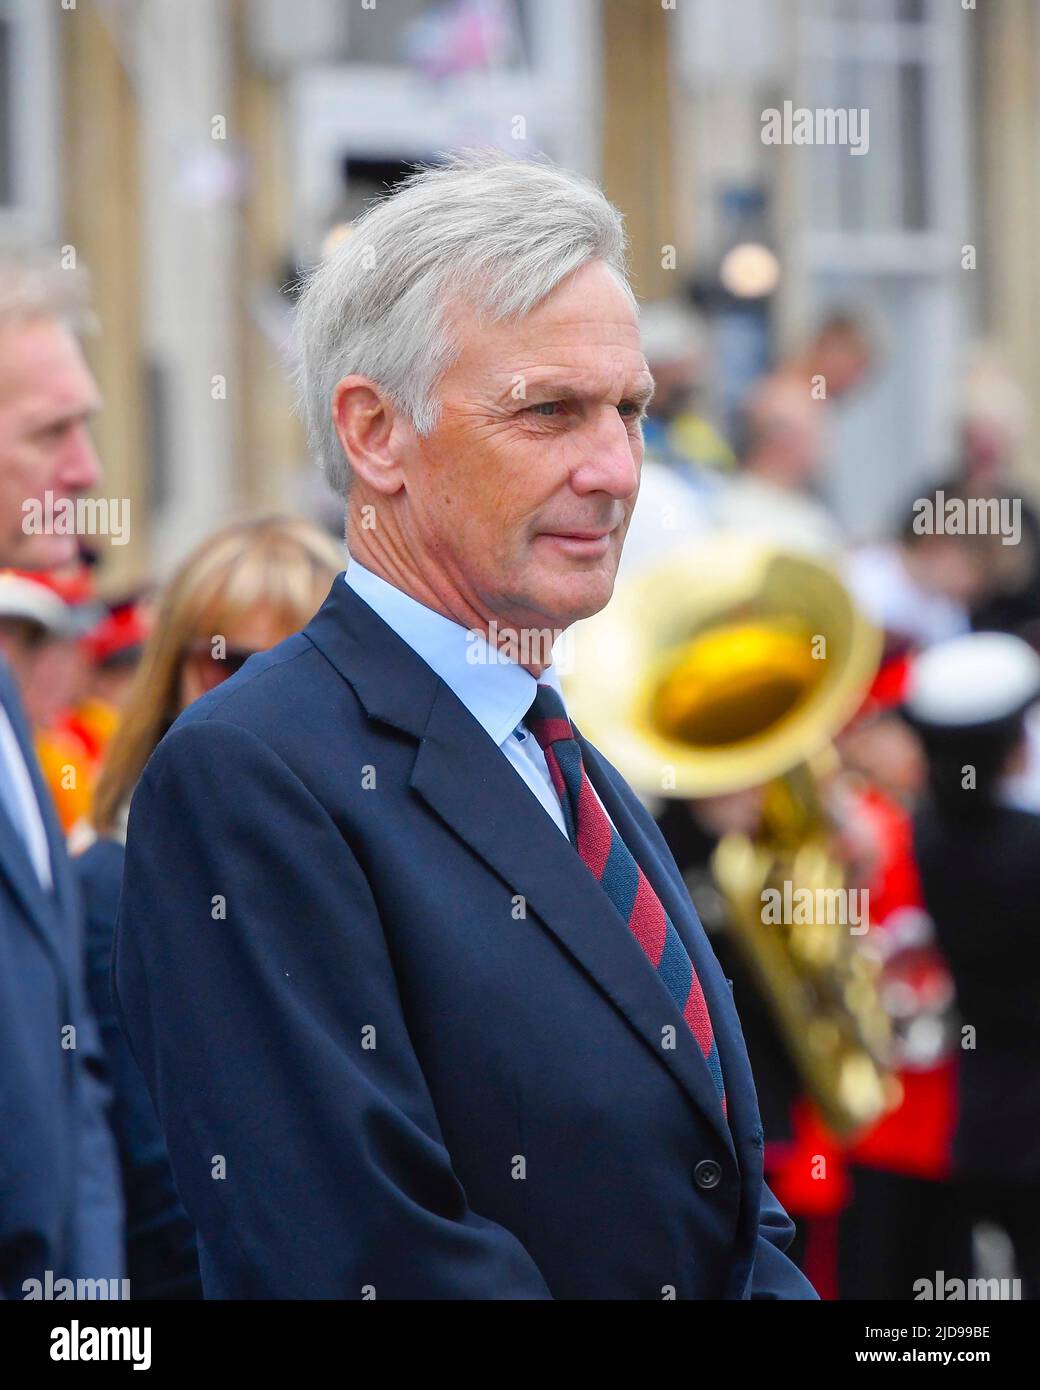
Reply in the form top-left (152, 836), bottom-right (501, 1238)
top-left (114, 151), bottom-right (817, 1300)
top-left (0, 259), bottom-right (124, 1297)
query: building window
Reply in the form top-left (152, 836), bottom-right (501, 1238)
top-left (803, 0), bottom-right (943, 240)
top-left (0, 0), bottom-right (59, 244)
top-left (345, 0), bottom-right (534, 72)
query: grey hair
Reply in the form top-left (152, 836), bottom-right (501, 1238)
top-left (294, 149), bottom-right (635, 494)
top-left (0, 251), bottom-right (94, 333)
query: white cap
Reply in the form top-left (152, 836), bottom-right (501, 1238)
top-left (905, 631), bottom-right (1040, 728)
top-left (0, 572), bottom-right (74, 637)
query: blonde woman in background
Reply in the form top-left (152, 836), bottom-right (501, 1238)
top-left (75, 514), bottom-right (345, 1299)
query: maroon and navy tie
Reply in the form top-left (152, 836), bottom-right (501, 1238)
top-left (527, 682), bottom-right (727, 1117)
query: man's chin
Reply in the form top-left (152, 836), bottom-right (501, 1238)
top-left (5, 534), bottom-right (80, 571)
top-left (532, 561), bottom-right (618, 627)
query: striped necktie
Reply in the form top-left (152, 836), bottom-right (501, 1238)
top-left (527, 682), bottom-right (727, 1117)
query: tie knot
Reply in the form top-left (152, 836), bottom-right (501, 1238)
top-left (526, 683), bottom-right (574, 750)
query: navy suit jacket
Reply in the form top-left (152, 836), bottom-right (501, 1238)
top-left (113, 575), bottom-right (817, 1300)
top-left (76, 837), bottom-right (203, 1298)
top-left (0, 658), bottom-right (123, 1298)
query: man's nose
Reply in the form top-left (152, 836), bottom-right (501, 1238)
top-left (574, 410), bottom-right (641, 499)
top-left (58, 424), bottom-right (102, 494)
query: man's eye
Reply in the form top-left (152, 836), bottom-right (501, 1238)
top-left (528, 401), bottom-right (561, 417)
top-left (618, 402), bottom-right (643, 419)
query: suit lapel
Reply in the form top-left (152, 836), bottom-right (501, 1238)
top-left (0, 659), bottom-right (71, 983)
top-left (0, 794), bottom-right (63, 945)
top-left (305, 577), bottom-right (739, 1154)
top-left (20, 709), bottom-right (78, 936)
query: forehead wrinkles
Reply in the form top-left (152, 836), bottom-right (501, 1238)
top-left (18, 369), bottom-right (98, 426)
top-left (488, 346), bottom-right (651, 397)
top-left (441, 283), bottom-right (645, 402)
top-left (505, 312), bottom-right (642, 355)
top-left (0, 325), bottom-right (92, 400)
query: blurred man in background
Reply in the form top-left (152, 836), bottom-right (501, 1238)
top-left (716, 312), bottom-right (873, 555)
top-left (846, 483), bottom-right (993, 655)
top-left (0, 256), bottom-right (123, 1297)
top-left (638, 298), bottom-right (734, 484)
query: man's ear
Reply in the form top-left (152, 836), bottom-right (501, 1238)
top-left (331, 375), bottom-right (408, 495)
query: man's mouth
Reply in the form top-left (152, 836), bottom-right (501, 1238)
top-left (538, 527), bottom-right (614, 557)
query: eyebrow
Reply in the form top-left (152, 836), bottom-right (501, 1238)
top-left (500, 375), bottom-right (656, 410)
top-left (23, 399), bottom-right (102, 432)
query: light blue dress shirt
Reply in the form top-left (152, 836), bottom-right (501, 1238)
top-left (343, 561), bottom-right (614, 838)
top-left (0, 700), bottom-right (53, 889)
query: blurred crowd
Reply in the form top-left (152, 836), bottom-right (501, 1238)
top-left (2, 245), bottom-right (1039, 1301)
top-left (634, 296), bottom-right (1040, 1300)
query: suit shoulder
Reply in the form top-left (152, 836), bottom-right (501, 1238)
top-left (134, 633), bottom-right (367, 803)
top-left (174, 632), bottom-right (313, 723)
top-left (171, 632), bottom-right (363, 742)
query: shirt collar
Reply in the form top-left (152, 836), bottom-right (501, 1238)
top-left (343, 561), bottom-right (565, 747)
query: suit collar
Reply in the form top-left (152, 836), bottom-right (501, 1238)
top-left (342, 562), bottom-right (565, 747)
top-left (304, 572), bottom-right (442, 737)
top-left (304, 577), bottom-right (753, 1158)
